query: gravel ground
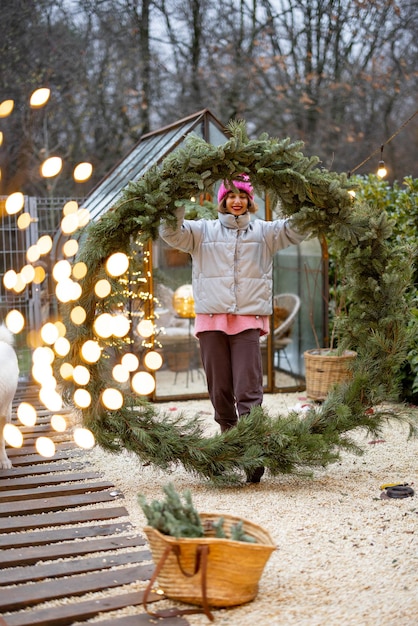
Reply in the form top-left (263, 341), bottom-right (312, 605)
top-left (86, 393), bottom-right (418, 625)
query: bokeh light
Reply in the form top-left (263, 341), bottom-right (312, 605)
top-left (5, 310), bottom-right (25, 333)
top-left (73, 427), bottom-right (95, 449)
top-left (38, 235), bottom-right (53, 255)
top-left (112, 315), bottom-right (130, 338)
top-left (74, 388), bottom-right (92, 408)
top-left (80, 340), bottom-right (101, 363)
top-left (93, 313), bottom-right (113, 339)
top-left (63, 239), bottom-right (79, 257)
top-left (51, 414), bottom-right (67, 432)
top-left (112, 364), bottom-right (130, 383)
top-left (72, 262), bottom-right (87, 279)
top-left (94, 279), bottom-right (111, 298)
top-left (144, 350), bottom-right (163, 371)
top-left (105, 252), bottom-right (129, 277)
top-left (30, 88), bottom-right (51, 108)
top-left (0, 99), bottom-right (14, 117)
top-left (3, 423), bottom-right (23, 448)
top-left (5, 192), bottom-right (24, 215)
top-left (137, 319), bottom-right (154, 338)
top-left (73, 365), bottom-right (90, 385)
top-left (101, 388), bottom-right (123, 410)
top-left (70, 306), bottom-right (87, 325)
top-left (17, 213), bottom-right (32, 229)
top-left (131, 371), bottom-right (155, 396)
top-left (73, 162), bottom-right (93, 182)
top-left (35, 436), bottom-right (56, 457)
top-left (17, 402), bottom-right (37, 427)
top-left (121, 352), bottom-right (139, 371)
top-left (40, 156), bottom-right (63, 178)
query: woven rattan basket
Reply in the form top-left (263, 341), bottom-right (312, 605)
top-left (304, 349), bottom-right (357, 401)
top-left (143, 512), bottom-right (276, 619)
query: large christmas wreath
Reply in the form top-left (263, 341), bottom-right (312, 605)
top-left (59, 121), bottom-right (416, 483)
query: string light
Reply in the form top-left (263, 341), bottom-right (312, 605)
top-left (376, 145), bottom-right (387, 178)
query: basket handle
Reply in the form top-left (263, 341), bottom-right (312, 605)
top-left (143, 543), bottom-right (214, 622)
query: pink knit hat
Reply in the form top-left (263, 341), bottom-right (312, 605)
top-left (217, 175), bottom-right (254, 204)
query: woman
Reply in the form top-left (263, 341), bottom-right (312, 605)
top-left (160, 176), bottom-right (306, 481)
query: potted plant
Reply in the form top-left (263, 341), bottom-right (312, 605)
top-left (139, 483), bottom-right (276, 621)
top-left (304, 243), bottom-right (357, 401)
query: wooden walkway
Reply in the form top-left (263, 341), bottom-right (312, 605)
top-left (0, 384), bottom-right (189, 626)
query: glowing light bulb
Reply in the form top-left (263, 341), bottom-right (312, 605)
top-left (377, 161), bottom-right (387, 178)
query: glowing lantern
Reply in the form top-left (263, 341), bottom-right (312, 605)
top-left (173, 284), bottom-right (195, 318)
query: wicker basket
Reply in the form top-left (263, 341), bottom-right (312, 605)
top-left (304, 349), bottom-right (357, 401)
top-left (143, 513), bottom-right (276, 620)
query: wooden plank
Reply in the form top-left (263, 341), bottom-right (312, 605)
top-left (0, 534), bottom-right (147, 567)
top-left (0, 462), bottom-right (85, 479)
top-left (0, 565), bottom-right (149, 612)
top-left (94, 616), bottom-right (190, 626)
top-left (0, 490), bottom-right (121, 518)
top-left (0, 480), bottom-right (115, 502)
top-left (2, 590), bottom-right (163, 626)
top-left (5, 450), bottom-right (78, 466)
top-left (0, 549), bottom-right (152, 585)
top-left (0, 505), bottom-right (129, 532)
top-left (0, 471), bottom-right (103, 491)
top-left (6, 442), bottom-right (77, 457)
top-left (0, 564), bottom-right (153, 612)
top-left (0, 521), bottom-right (134, 549)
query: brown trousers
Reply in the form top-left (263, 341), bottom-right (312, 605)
top-left (198, 329), bottom-right (263, 431)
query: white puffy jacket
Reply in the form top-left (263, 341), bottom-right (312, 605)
top-left (159, 207), bottom-right (306, 316)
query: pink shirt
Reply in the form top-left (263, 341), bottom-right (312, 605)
top-left (194, 313), bottom-right (270, 337)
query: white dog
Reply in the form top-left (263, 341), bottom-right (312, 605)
top-left (0, 324), bottom-right (19, 469)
